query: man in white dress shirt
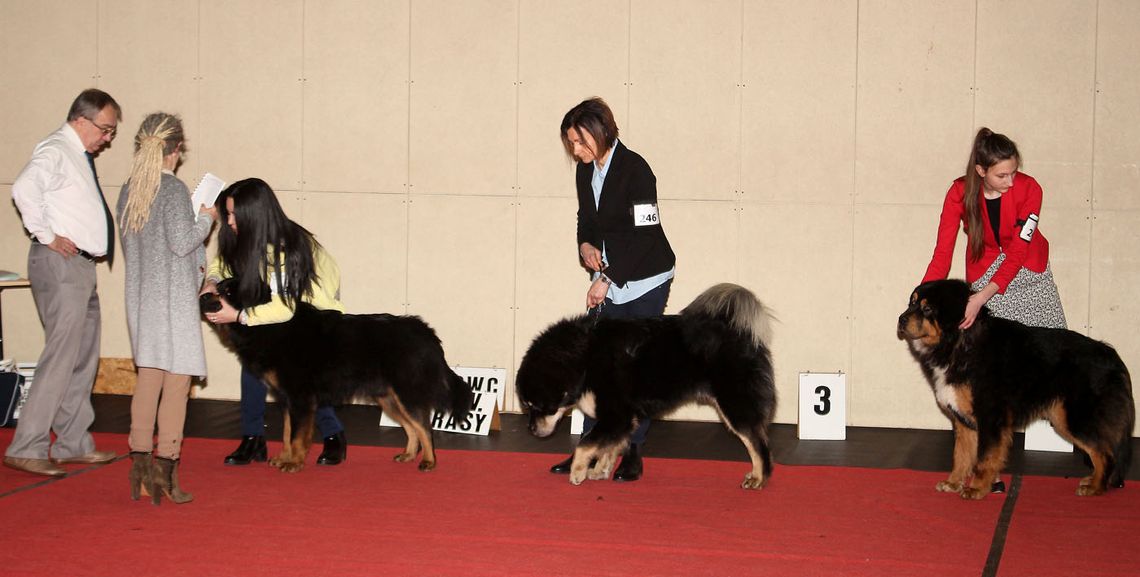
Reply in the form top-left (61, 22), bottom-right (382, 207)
top-left (4, 89), bottom-right (121, 477)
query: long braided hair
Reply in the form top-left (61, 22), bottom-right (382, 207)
top-left (121, 112), bottom-right (184, 233)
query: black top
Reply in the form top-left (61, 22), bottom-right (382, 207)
top-left (986, 196), bottom-right (1002, 249)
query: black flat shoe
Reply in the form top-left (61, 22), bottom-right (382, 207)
top-left (612, 445), bottom-right (643, 482)
top-left (316, 431), bottom-right (346, 466)
top-left (549, 454), bottom-right (574, 474)
top-left (224, 435), bottom-right (267, 466)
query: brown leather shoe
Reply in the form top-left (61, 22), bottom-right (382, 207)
top-left (3, 456), bottom-right (66, 477)
top-left (51, 450), bottom-right (117, 465)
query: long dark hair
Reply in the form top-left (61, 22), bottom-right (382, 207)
top-left (215, 178), bottom-right (320, 310)
top-left (560, 97), bottom-right (619, 161)
top-left (963, 128), bottom-right (1020, 261)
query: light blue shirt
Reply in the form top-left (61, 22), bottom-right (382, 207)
top-left (591, 139), bottom-right (675, 305)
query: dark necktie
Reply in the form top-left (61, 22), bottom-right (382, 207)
top-left (85, 151), bottom-right (115, 265)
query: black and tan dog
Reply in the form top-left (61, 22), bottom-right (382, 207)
top-left (201, 279), bottom-right (472, 473)
top-left (516, 283), bottom-right (777, 489)
top-left (897, 279), bottom-right (1134, 498)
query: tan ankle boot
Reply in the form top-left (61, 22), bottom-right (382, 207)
top-left (151, 456), bottom-right (194, 505)
top-left (128, 452), bottom-right (152, 501)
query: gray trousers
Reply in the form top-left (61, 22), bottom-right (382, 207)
top-left (4, 244), bottom-right (100, 460)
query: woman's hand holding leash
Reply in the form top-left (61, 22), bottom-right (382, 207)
top-left (587, 276), bottom-right (610, 309)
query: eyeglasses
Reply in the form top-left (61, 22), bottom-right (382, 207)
top-left (86, 117), bottom-right (117, 138)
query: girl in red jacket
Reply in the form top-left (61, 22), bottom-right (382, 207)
top-left (922, 128), bottom-right (1066, 330)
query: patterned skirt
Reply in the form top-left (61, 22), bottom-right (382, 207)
top-left (972, 254), bottom-right (1067, 329)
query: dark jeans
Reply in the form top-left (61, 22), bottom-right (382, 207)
top-left (581, 279), bottom-right (672, 447)
top-left (239, 366), bottom-right (343, 438)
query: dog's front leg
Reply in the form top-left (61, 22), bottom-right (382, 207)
top-left (962, 424), bottom-right (1011, 500)
top-left (937, 420), bottom-right (977, 493)
top-left (588, 445), bottom-right (623, 481)
top-left (271, 403), bottom-right (315, 473)
top-left (569, 444), bottom-right (601, 485)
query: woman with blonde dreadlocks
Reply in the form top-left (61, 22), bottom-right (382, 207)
top-left (117, 112), bottom-right (216, 505)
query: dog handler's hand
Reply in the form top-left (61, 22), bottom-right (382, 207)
top-left (579, 242), bottom-right (603, 272)
top-left (587, 277), bottom-right (609, 309)
top-left (960, 282), bottom-right (999, 330)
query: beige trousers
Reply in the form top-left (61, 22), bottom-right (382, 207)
top-left (129, 367), bottom-right (192, 459)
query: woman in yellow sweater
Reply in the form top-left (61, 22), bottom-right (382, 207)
top-left (201, 178), bottom-right (348, 467)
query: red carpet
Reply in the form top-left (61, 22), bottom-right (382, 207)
top-left (0, 429), bottom-right (1127, 576)
top-left (996, 475), bottom-right (1140, 577)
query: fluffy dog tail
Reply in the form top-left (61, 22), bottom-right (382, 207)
top-left (445, 368), bottom-right (473, 424)
top-left (681, 283), bottom-right (775, 348)
top-left (1110, 371), bottom-right (1134, 488)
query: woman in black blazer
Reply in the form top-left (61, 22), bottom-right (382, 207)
top-left (550, 97), bottom-right (676, 482)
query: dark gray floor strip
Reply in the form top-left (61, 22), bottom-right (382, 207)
top-left (982, 473), bottom-right (1022, 577)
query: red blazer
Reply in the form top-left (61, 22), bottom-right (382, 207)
top-left (922, 172), bottom-right (1050, 293)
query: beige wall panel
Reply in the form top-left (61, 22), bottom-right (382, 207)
top-left (517, 1), bottom-right (629, 198)
top-left (409, 0), bottom-right (517, 196)
top-left (629, 0), bottom-right (740, 201)
top-left (855, 0), bottom-right (975, 206)
top-left (512, 196), bottom-right (592, 411)
top-left (0, 184), bottom-right (44, 365)
top-left (662, 199), bottom-right (738, 312)
top-left (407, 195), bottom-right (515, 369)
top-left (740, 204), bottom-right (853, 424)
top-left (1089, 211), bottom-right (1140, 434)
top-left (99, 183), bottom-right (129, 358)
top-left (301, 192), bottom-right (408, 314)
top-left (198, 0), bottom-right (303, 189)
top-left (96, 0), bottom-right (200, 187)
top-left (852, 204), bottom-right (949, 429)
top-left (303, 0), bottom-right (409, 194)
top-left (742, 0), bottom-right (857, 205)
top-left (1044, 210), bottom-right (1092, 332)
top-left (0, 1), bottom-right (98, 182)
top-left (1092, 0), bottom-right (1140, 211)
top-left (975, 0), bottom-right (1096, 210)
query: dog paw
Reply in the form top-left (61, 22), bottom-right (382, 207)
top-left (393, 452), bottom-right (415, 463)
top-left (277, 462), bottom-right (305, 473)
top-left (959, 487), bottom-right (987, 500)
top-left (741, 472), bottom-right (766, 490)
top-left (418, 460), bottom-right (436, 472)
top-left (587, 466), bottom-right (611, 481)
top-left (569, 470), bottom-right (587, 485)
top-left (936, 480), bottom-right (963, 493)
top-left (1076, 484), bottom-right (1105, 497)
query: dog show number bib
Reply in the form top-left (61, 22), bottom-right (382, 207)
top-left (633, 203), bottom-right (660, 227)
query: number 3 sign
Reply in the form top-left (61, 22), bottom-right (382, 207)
top-left (798, 372), bottom-right (847, 440)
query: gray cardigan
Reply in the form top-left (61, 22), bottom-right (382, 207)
top-left (117, 173), bottom-right (214, 377)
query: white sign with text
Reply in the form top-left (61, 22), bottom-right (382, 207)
top-left (798, 372), bottom-right (847, 440)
